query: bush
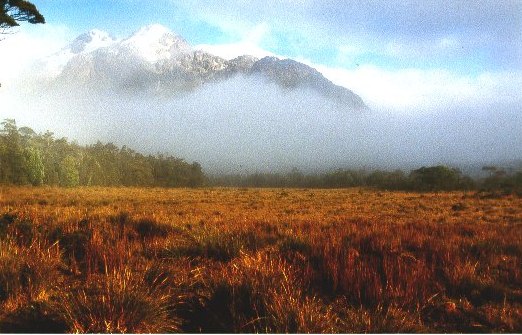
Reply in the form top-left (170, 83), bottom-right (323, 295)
top-left (59, 230), bottom-right (90, 264)
top-left (13, 220), bottom-right (34, 246)
top-left (409, 165), bottom-right (464, 191)
top-left (0, 213), bottom-right (17, 239)
top-left (0, 301), bottom-right (67, 333)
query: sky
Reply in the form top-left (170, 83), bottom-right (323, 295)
top-left (0, 0), bottom-right (521, 172)
top-left (0, 0), bottom-right (522, 110)
top-left (17, 0), bottom-right (522, 70)
top-left (1, 0), bottom-right (520, 111)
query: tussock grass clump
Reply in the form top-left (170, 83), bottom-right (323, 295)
top-left (0, 240), bottom-right (61, 303)
top-left (0, 212), bottom-right (17, 238)
top-left (0, 300), bottom-right (68, 333)
top-left (59, 230), bottom-right (90, 264)
top-left (0, 213), bottom-right (36, 246)
top-left (199, 252), bottom-right (340, 333)
top-left (133, 218), bottom-right (171, 240)
top-left (161, 228), bottom-right (267, 262)
top-left (54, 266), bottom-right (181, 333)
top-left (0, 239), bottom-right (64, 333)
top-left (285, 225), bottom-right (437, 308)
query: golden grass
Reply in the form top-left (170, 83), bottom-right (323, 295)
top-left (0, 186), bottom-right (521, 333)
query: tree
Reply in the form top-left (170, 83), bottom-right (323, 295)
top-left (409, 165), bottom-right (462, 191)
top-left (1, 119), bottom-right (207, 188)
top-left (24, 146), bottom-right (44, 185)
top-left (1, 0), bottom-right (44, 32)
top-left (59, 155), bottom-right (80, 187)
top-left (0, 119), bottom-right (27, 184)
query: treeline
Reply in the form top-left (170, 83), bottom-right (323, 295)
top-left (0, 119), bottom-right (205, 187)
top-left (3, 118), bottom-right (521, 192)
top-left (211, 165), bottom-right (522, 193)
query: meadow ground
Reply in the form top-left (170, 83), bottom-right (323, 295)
top-left (0, 186), bottom-right (521, 333)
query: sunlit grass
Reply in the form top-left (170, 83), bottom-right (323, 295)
top-left (0, 186), bottom-right (521, 332)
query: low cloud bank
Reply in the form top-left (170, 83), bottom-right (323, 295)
top-left (2, 75), bottom-right (521, 173)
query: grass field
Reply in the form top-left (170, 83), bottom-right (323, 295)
top-left (0, 186), bottom-right (521, 333)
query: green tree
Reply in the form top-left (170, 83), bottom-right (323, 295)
top-left (1, 0), bottom-right (44, 31)
top-left (59, 155), bottom-right (80, 187)
top-left (409, 165), bottom-right (462, 191)
top-left (0, 119), bottom-right (27, 184)
top-left (38, 131), bottom-right (60, 185)
top-left (481, 165), bottom-right (506, 190)
top-left (0, 119), bottom-right (207, 188)
top-left (24, 146), bottom-right (44, 185)
top-left (188, 162), bottom-right (205, 187)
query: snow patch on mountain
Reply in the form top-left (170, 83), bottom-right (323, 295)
top-left (35, 29), bottom-right (116, 78)
top-left (120, 24), bottom-right (191, 63)
top-left (70, 29), bottom-right (116, 54)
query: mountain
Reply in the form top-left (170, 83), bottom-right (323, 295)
top-left (250, 57), bottom-right (366, 108)
top-left (36, 29), bottom-right (116, 78)
top-left (41, 24), bottom-right (366, 109)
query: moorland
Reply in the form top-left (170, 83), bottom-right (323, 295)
top-left (0, 186), bottom-right (521, 333)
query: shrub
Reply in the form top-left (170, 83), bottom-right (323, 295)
top-left (59, 230), bottom-right (91, 266)
top-left (13, 220), bottom-right (34, 246)
top-left (0, 213), bottom-right (17, 239)
top-left (0, 301), bottom-right (67, 333)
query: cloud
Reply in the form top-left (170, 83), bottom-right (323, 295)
top-left (194, 32), bottom-right (522, 114)
top-left (5, 74), bottom-right (521, 173)
top-left (2, 16), bottom-right (521, 120)
top-left (312, 64), bottom-right (522, 112)
top-left (0, 24), bottom-right (73, 82)
top-left (175, 0), bottom-right (522, 70)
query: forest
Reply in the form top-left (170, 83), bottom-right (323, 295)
top-left (0, 119), bottom-right (205, 187)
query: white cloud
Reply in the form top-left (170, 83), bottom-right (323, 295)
top-left (0, 24), bottom-right (72, 82)
top-left (195, 27), bottom-right (522, 115)
top-left (312, 64), bottom-right (522, 113)
top-left (2, 20), bottom-right (521, 123)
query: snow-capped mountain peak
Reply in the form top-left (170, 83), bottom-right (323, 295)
top-left (121, 24), bottom-right (191, 63)
top-left (37, 24), bottom-right (366, 110)
top-left (69, 29), bottom-right (116, 54)
top-left (34, 29), bottom-right (116, 78)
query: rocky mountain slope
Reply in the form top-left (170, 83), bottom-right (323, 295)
top-left (41, 24), bottom-right (366, 109)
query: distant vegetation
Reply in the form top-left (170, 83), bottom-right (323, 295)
top-left (2, 119), bottom-right (521, 194)
top-left (0, 119), bottom-right (205, 187)
top-left (210, 166), bottom-right (522, 194)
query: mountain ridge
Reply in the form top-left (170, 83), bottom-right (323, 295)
top-left (40, 24), bottom-right (367, 110)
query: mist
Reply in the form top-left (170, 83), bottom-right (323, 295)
top-left (3, 75), bottom-right (521, 174)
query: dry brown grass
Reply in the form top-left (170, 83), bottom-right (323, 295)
top-left (0, 186), bottom-right (521, 333)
